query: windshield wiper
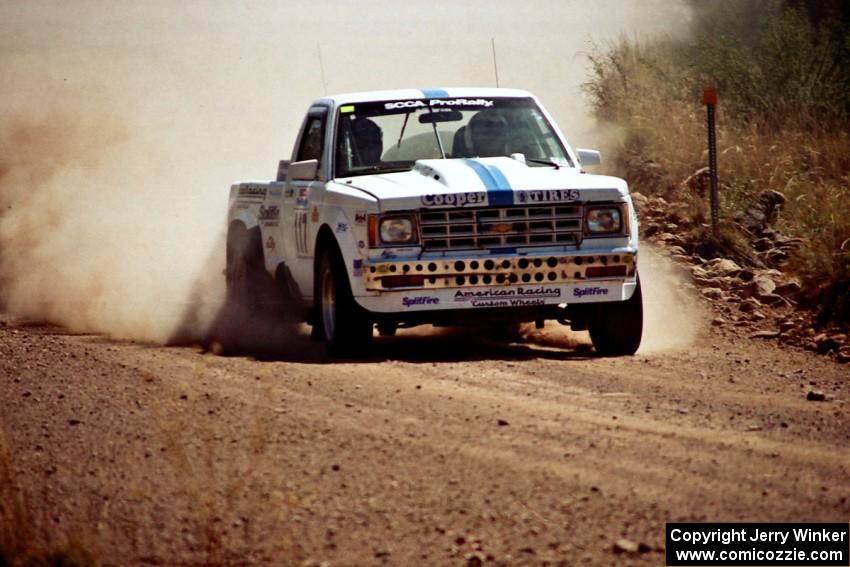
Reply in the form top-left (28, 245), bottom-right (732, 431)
top-left (341, 165), bottom-right (413, 177)
top-left (525, 158), bottom-right (561, 169)
top-left (425, 105), bottom-right (447, 159)
top-left (397, 112), bottom-right (410, 149)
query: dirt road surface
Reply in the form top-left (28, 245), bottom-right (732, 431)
top-left (1, 312), bottom-right (848, 566)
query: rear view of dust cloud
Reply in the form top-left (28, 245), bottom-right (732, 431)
top-left (0, 1), bottom-right (690, 345)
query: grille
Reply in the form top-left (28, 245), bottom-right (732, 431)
top-left (419, 205), bottom-right (583, 251)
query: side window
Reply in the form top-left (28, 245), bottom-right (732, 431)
top-left (297, 115), bottom-right (325, 163)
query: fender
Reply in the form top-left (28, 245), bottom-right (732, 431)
top-left (230, 208), bottom-right (259, 230)
top-left (319, 184), bottom-right (379, 298)
top-left (317, 206), bottom-right (370, 297)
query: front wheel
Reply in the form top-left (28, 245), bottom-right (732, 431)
top-left (317, 245), bottom-right (373, 357)
top-left (588, 275), bottom-right (643, 356)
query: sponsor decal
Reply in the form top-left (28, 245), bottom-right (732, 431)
top-left (454, 286), bottom-right (561, 308)
top-left (421, 191), bottom-right (487, 208)
top-left (310, 206), bottom-right (320, 223)
top-left (354, 210), bottom-right (367, 225)
top-left (352, 259), bottom-right (363, 277)
top-left (465, 298), bottom-right (546, 308)
top-left (379, 249), bottom-right (397, 259)
top-left (402, 296), bottom-right (440, 308)
top-left (384, 98), bottom-right (494, 111)
top-left (238, 184), bottom-right (267, 197)
top-left (430, 98), bottom-right (494, 108)
top-left (336, 222), bottom-right (348, 233)
top-left (258, 205), bottom-right (280, 221)
top-left (385, 100), bottom-right (427, 110)
top-left (269, 186), bottom-right (282, 197)
top-left (295, 187), bottom-right (309, 207)
top-left (573, 286), bottom-right (609, 298)
top-left (265, 236), bottom-right (275, 250)
top-left (375, 265), bottom-right (392, 274)
top-left (516, 189), bottom-right (580, 204)
top-left (454, 286), bottom-right (561, 301)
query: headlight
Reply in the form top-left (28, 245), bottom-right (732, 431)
top-left (585, 207), bottom-right (622, 235)
top-left (378, 215), bottom-right (417, 244)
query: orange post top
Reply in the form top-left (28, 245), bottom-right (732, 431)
top-left (703, 89), bottom-right (718, 105)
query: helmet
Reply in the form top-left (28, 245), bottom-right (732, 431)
top-left (467, 109), bottom-right (509, 157)
top-left (351, 117), bottom-right (383, 165)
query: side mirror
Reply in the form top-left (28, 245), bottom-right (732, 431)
top-left (288, 159), bottom-right (319, 181)
top-left (276, 160), bottom-right (291, 182)
top-left (576, 149), bottom-right (601, 166)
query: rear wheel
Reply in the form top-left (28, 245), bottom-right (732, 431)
top-left (226, 224), bottom-right (264, 312)
top-left (212, 224), bottom-right (266, 354)
top-left (216, 224), bottom-right (294, 354)
top-left (588, 275), bottom-right (643, 356)
top-left (316, 245), bottom-right (373, 357)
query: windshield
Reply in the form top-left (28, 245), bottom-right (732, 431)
top-left (334, 97), bottom-right (573, 178)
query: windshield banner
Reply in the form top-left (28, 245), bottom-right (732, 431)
top-left (383, 98), bottom-right (495, 111)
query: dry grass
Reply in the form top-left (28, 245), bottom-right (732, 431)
top-left (584, 24), bottom-right (850, 299)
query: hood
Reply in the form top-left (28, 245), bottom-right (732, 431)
top-left (333, 157), bottom-right (628, 212)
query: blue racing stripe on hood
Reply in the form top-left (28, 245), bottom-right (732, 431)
top-left (422, 88), bottom-right (449, 98)
top-left (463, 159), bottom-right (514, 206)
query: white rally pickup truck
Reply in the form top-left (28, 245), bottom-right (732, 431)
top-left (225, 88), bottom-right (642, 356)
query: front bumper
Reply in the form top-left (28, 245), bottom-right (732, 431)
top-left (355, 249), bottom-right (638, 314)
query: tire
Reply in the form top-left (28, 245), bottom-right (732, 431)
top-left (212, 224), bottom-right (267, 354)
top-left (316, 244), bottom-right (373, 357)
top-left (216, 223), bottom-right (301, 355)
top-left (225, 224), bottom-right (264, 312)
top-left (588, 274), bottom-right (643, 356)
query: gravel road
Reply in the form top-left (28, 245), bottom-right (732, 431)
top-left (1, 313), bottom-right (848, 566)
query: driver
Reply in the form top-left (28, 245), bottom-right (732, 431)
top-left (351, 117), bottom-right (383, 166)
top-left (467, 109), bottom-right (510, 157)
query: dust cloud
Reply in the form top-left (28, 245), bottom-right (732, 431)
top-left (0, 65), bottom-right (225, 342)
top-left (0, 1), bottom-right (690, 344)
top-left (636, 246), bottom-right (704, 353)
top-left (517, 247), bottom-right (704, 354)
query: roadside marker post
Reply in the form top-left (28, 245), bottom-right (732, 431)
top-left (704, 88), bottom-right (719, 238)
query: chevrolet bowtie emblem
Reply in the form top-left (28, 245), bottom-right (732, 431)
top-left (491, 223), bottom-right (512, 234)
